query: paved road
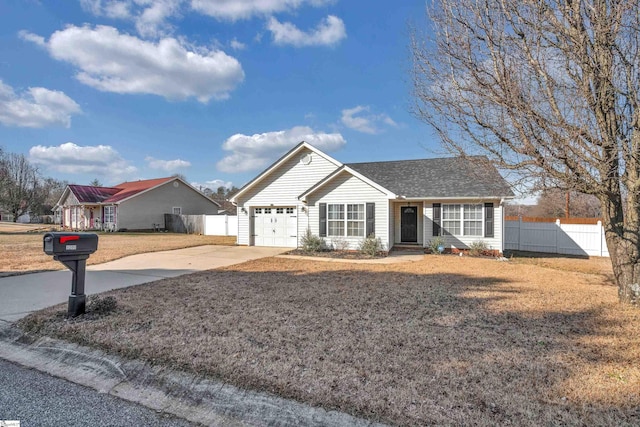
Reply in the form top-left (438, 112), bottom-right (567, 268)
top-left (0, 245), bottom-right (287, 322)
top-left (0, 358), bottom-right (196, 427)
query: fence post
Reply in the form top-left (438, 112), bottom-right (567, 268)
top-left (598, 220), bottom-right (603, 256)
top-left (555, 219), bottom-right (561, 254)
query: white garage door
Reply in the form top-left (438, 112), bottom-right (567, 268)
top-left (253, 207), bottom-right (298, 247)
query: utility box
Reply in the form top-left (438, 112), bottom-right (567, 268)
top-left (42, 232), bottom-right (99, 317)
top-left (43, 232), bottom-right (98, 258)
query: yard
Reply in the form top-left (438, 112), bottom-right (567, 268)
top-left (0, 229), bottom-right (235, 274)
top-left (18, 253), bottom-right (639, 426)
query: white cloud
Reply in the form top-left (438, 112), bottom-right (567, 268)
top-left (0, 80), bottom-right (81, 128)
top-left (145, 156), bottom-right (191, 171)
top-left (191, 0), bottom-right (333, 21)
top-left (191, 179), bottom-right (234, 192)
top-left (267, 15), bottom-right (346, 47)
top-left (29, 142), bottom-right (137, 177)
top-left (21, 25), bottom-right (244, 103)
top-left (230, 38), bottom-right (247, 50)
top-left (217, 125), bottom-right (345, 173)
top-left (80, 0), bottom-right (181, 37)
top-left (341, 105), bottom-right (397, 134)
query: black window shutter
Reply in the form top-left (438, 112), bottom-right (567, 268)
top-left (433, 203), bottom-right (441, 236)
top-left (319, 203), bottom-right (327, 237)
top-left (484, 202), bottom-right (494, 238)
top-left (366, 203), bottom-right (375, 237)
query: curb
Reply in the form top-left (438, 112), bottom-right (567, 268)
top-left (0, 324), bottom-right (385, 427)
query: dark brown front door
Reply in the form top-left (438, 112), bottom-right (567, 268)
top-left (401, 206), bottom-right (418, 242)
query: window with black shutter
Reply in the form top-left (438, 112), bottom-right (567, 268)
top-left (484, 202), bottom-right (494, 238)
top-left (319, 203), bottom-right (327, 237)
top-left (366, 203), bottom-right (375, 236)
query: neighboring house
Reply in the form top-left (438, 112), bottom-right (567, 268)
top-left (212, 198), bottom-right (238, 215)
top-left (230, 142), bottom-right (514, 252)
top-left (55, 176), bottom-right (220, 231)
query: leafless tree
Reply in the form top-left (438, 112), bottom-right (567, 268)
top-left (412, 0), bottom-right (640, 304)
top-left (0, 152), bottom-right (42, 222)
top-left (530, 189), bottom-right (601, 218)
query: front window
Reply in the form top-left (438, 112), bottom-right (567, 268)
top-left (463, 204), bottom-right (483, 236)
top-left (327, 203), bottom-right (365, 237)
top-left (347, 204), bottom-right (365, 237)
top-left (442, 204), bottom-right (483, 236)
top-left (104, 206), bottom-right (115, 223)
top-left (328, 204), bottom-right (344, 236)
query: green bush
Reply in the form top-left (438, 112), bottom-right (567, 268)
top-left (468, 240), bottom-right (490, 256)
top-left (359, 234), bottom-right (384, 257)
top-left (300, 229), bottom-right (326, 252)
top-left (427, 236), bottom-right (446, 254)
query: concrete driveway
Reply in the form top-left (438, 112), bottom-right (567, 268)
top-left (0, 245), bottom-right (287, 323)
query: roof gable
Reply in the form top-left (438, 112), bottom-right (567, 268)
top-left (347, 156), bottom-right (514, 199)
top-left (230, 141), bottom-right (342, 203)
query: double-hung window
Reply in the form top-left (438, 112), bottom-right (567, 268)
top-left (327, 203), bottom-right (366, 237)
top-left (327, 204), bottom-right (345, 236)
top-left (441, 204), bottom-right (483, 236)
top-left (104, 206), bottom-right (115, 223)
top-left (463, 204), bottom-right (483, 236)
top-left (346, 204), bottom-right (365, 237)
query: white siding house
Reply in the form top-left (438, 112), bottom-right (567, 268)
top-left (230, 142), bottom-right (514, 252)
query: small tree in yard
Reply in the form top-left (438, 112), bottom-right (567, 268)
top-left (412, 0), bottom-right (640, 305)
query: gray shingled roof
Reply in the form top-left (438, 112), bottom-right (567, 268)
top-left (346, 156), bottom-right (514, 198)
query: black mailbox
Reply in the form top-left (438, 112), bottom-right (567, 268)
top-left (43, 232), bottom-right (98, 257)
top-left (43, 232), bottom-right (99, 317)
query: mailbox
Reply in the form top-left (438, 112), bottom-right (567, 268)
top-left (43, 232), bottom-right (98, 257)
top-left (42, 232), bottom-right (99, 317)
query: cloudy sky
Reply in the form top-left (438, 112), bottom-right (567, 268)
top-left (0, 0), bottom-right (438, 191)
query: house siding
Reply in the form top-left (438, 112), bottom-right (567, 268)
top-left (235, 148), bottom-right (339, 246)
top-left (423, 199), bottom-right (504, 252)
top-left (116, 181), bottom-right (218, 230)
top-left (306, 171), bottom-right (390, 250)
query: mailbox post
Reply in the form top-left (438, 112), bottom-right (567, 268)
top-left (43, 232), bottom-right (99, 317)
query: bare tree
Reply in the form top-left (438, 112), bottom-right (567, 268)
top-left (412, 0), bottom-right (640, 304)
top-left (530, 189), bottom-right (601, 218)
top-left (0, 152), bottom-right (42, 222)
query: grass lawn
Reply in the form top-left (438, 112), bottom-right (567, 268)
top-left (18, 255), bottom-right (640, 426)
top-left (0, 231), bottom-right (235, 274)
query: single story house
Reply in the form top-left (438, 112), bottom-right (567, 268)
top-left (55, 176), bottom-right (219, 231)
top-left (230, 142), bottom-right (514, 252)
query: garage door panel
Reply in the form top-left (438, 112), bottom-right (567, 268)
top-left (253, 207), bottom-right (297, 247)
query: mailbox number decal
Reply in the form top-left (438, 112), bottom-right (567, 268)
top-left (66, 245), bottom-right (77, 250)
top-left (60, 236), bottom-right (80, 244)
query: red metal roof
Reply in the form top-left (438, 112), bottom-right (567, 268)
top-left (68, 177), bottom-right (175, 204)
top-left (103, 177), bottom-right (174, 203)
top-left (68, 185), bottom-right (121, 203)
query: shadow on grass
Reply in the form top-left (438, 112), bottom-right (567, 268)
top-left (18, 261), bottom-right (640, 426)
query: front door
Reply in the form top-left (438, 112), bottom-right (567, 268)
top-left (401, 206), bottom-right (418, 242)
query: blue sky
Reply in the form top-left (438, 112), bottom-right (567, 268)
top-left (0, 0), bottom-right (445, 192)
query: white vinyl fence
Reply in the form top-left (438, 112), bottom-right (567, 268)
top-left (505, 218), bottom-right (609, 257)
top-left (204, 214), bottom-right (237, 236)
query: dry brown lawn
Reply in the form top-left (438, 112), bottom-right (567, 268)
top-left (19, 255), bottom-right (640, 426)
top-left (0, 232), bottom-right (235, 274)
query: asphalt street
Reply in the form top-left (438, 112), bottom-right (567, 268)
top-left (0, 358), bottom-right (196, 427)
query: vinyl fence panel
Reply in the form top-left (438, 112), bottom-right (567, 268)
top-left (505, 218), bottom-right (609, 257)
top-left (204, 214), bottom-right (237, 236)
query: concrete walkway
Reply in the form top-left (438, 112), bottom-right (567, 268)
top-left (0, 245), bottom-right (287, 323)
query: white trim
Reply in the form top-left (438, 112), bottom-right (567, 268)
top-left (230, 141), bottom-right (343, 203)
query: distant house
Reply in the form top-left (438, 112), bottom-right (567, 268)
top-left (55, 176), bottom-right (219, 231)
top-left (230, 142), bottom-right (514, 252)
